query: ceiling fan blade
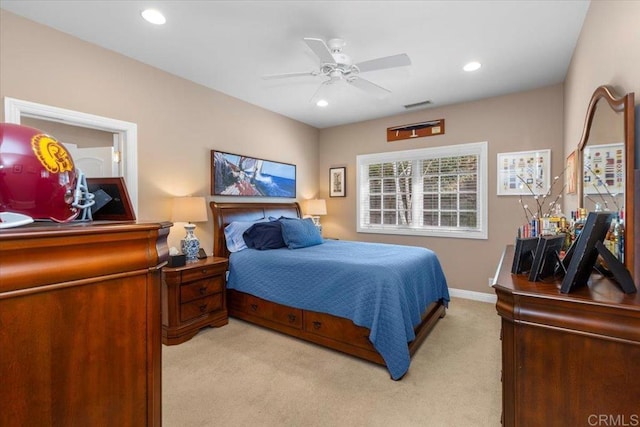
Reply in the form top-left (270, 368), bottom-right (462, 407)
top-left (262, 71), bottom-right (319, 80)
top-left (347, 77), bottom-right (391, 98)
top-left (355, 53), bottom-right (411, 73)
top-left (303, 38), bottom-right (336, 65)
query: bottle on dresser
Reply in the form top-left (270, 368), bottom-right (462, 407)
top-left (573, 208), bottom-right (587, 241)
top-left (616, 207), bottom-right (625, 263)
top-left (606, 213), bottom-right (619, 258)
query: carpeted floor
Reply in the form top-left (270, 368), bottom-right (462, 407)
top-left (162, 297), bottom-right (502, 426)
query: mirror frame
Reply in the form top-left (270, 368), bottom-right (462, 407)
top-left (577, 85), bottom-right (635, 279)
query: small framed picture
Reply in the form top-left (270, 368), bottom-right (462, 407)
top-left (566, 150), bottom-right (577, 194)
top-left (497, 149), bottom-right (551, 196)
top-left (329, 167), bottom-right (346, 197)
top-left (86, 177), bottom-right (136, 221)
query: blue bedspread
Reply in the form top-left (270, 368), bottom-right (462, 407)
top-left (227, 240), bottom-right (450, 379)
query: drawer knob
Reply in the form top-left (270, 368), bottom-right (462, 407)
top-left (312, 321), bottom-right (322, 330)
top-left (199, 286), bottom-right (207, 295)
top-left (287, 314), bottom-right (296, 323)
top-left (199, 304), bottom-right (208, 313)
top-left (202, 269), bottom-right (208, 275)
top-left (250, 304), bottom-right (258, 312)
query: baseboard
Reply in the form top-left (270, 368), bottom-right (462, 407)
top-left (448, 287), bottom-right (497, 304)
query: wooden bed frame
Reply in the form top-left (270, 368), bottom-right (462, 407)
top-left (211, 201), bottom-right (447, 374)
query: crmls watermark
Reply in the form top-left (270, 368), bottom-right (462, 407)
top-left (588, 414), bottom-right (639, 426)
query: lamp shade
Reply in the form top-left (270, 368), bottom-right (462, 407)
top-left (171, 196), bottom-right (208, 223)
top-left (306, 199), bottom-right (327, 216)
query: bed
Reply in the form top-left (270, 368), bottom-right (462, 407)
top-left (211, 201), bottom-right (449, 379)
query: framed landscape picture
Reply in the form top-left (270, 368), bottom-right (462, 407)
top-left (211, 150), bottom-right (296, 198)
top-left (330, 167), bottom-right (346, 197)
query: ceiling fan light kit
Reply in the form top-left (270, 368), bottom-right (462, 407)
top-left (463, 61), bottom-right (482, 72)
top-left (262, 37), bottom-right (412, 104)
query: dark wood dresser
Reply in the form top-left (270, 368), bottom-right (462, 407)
top-left (493, 245), bottom-right (640, 427)
top-left (0, 221), bottom-right (170, 427)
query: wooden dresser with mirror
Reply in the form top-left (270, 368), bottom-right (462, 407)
top-left (494, 85), bottom-right (639, 426)
top-left (576, 85), bottom-right (636, 284)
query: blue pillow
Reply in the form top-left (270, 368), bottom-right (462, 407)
top-left (243, 221), bottom-right (286, 250)
top-left (224, 219), bottom-right (267, 252)
top-left (279, 218), bottom-right (323, 249)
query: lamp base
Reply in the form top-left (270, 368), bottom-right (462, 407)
top-left (181, 223), bottom-right (200, 262)
top-left (311, 216), bottom-right (322, 236)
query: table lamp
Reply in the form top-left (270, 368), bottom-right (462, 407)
top-left (306, 199), bottom-right (327, 234)
top-left (172, 196), bottom-right (208, 262)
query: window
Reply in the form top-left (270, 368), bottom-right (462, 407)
top-left (357, 141), bottom-right (487, 239)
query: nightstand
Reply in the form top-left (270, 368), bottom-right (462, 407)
top-left (161, 256), bottom-right (229, 345)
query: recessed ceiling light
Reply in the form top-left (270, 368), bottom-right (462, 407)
top-left (316, 99), bottom-right (329, 107)
top-left (463, 61), bottom-right (482, 72)
top-left (141, 9), bottom-right (166, 25)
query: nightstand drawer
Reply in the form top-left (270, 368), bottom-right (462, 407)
top-left (180, 294), bottom-right (223, 322)
top-left (180, 276), bottom-right (224, 302)
top-left (181, 264), bottom-right (225, 283)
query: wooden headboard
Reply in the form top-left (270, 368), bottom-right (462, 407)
top-left (210, 202), bottom-right (302, 258)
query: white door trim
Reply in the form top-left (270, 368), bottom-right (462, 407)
top-left (4, 97), bottom-right (138, 215)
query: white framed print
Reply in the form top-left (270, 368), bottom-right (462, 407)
top-left (329, 167), bottom-right (346, 197)
top-left (582, 142), bottom-right (625, 195)
top-left (497, 149), bottom-right (551, 196)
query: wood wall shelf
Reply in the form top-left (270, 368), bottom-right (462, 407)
top-left (387, 119), bottom-right (445, 142)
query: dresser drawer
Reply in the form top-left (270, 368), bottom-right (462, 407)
top-left (180, 276), bottom-right (224, 302)
top-left (304, 311), bottom-right (372, 350)
top-left (180, 293), bottom-right (223, 322)
top-left (244, 294), bottom-right (302, 328)
top-left (181, 264), bottom-right (225, 283)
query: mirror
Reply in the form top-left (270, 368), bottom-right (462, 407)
top-left (577, 85), bottom-right (635, 280)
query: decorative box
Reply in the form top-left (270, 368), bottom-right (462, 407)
top-left (167, 254), bottom-right (186, 268)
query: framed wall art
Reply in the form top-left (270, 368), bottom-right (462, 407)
top-left (386, 119), bottom-right (445, 142)
top-left (497, 149), bottom-right (551, 196)
top-left (582, 142), bottom-right (624, 195)
top-left (211, 150), bottom-right (296, 198)
top-left (329, 167), bottom-right (346, 197)
top-left (566, 150), bottom-right (577, 194)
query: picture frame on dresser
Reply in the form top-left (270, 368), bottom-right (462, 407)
top-left (527, 234), bottom-right (565, 282)
top-left (511, 236), bottom-right (539, 274)
top-left (86, 177), bottom-right (136, 221)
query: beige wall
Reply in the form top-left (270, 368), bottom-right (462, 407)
top-left (318, 85), bottom-right (565, 293)
top-left (563, 0), bottom-right (640, 280)
top-left (0, 10), bottom-right (320, 253)
top-left (563, 0), bottom-right (640, 209)
top-left (3, 2), bottom-right (636, 295)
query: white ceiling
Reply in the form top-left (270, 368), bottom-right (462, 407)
top-left (1, 0), bottom-right (590, 129)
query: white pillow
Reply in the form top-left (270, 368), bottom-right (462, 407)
top-left (224, 219), bottom-right (268, 252)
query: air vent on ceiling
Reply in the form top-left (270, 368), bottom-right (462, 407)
top-left (404, 100), bottom-right (432, 109)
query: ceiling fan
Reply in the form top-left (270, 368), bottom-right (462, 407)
top-left (262, 38), bottom-right (411, 102)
